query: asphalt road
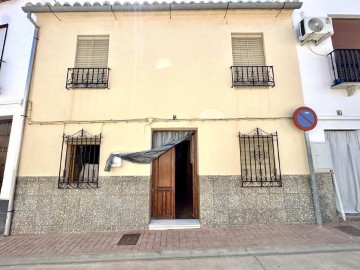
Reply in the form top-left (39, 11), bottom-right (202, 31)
top-left (2, 251), bottom-right (360, 270)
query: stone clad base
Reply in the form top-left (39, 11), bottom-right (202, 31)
top-left (199, 175), bottom-right (317, 227)
top-left (316, 172), bottom-right (339, 223)
top-left (12, 174), bottom-right (338, 234)
top-left (12, 176), bottom-right (150, 234)
top-left (0, 199), bottom-right (9, 234)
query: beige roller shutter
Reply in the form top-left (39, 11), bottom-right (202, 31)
top-left (232, 34), bottom-right (265, 66)
top-left (332, 19), bottom-right (360, 49)
top-left (75, 35), bottom-right (109, 68)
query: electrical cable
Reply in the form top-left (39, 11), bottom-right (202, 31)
top-left (276, 2), bottom-right (286, 18)
top-left (27, 116), bottom-right (293, 126)
top-left (46, 4), bottom-right (61, 21)
top-left (308, 42), bottom-right (328, 57)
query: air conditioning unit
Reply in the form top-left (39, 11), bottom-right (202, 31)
top-left (298, 17), bottom-right (334, 46)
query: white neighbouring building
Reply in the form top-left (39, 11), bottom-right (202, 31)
top-left (0, 0), bottom-right (36, 234)
top-left (293, 0), bottom-right (360, 218)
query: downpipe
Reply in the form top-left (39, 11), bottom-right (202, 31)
top-left (3, 12), bottom-right (39, 236)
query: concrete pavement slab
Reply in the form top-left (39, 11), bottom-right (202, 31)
top-left (273, 243), bottom-right (336, 254)
top-left (0, 257), bottom-right (265, 270)
top-left (0, 221), bottom-right (359, 267)
top-left (2, 252), bottom-right (360, 270)
top-left (160, 249), bottom-right (191, 258)
top-left (1, 242), bottom-right (360, 267)
top-left (190, 248), bottom-right (220, 257)
top-left (273, 242), bottom-right (360, 255)
top-left (217, 246), bottom-right (248, 256)
top-left (257, 251), bottom-right (360, 270)
top-left (246, 245), bottom-right (278, 255)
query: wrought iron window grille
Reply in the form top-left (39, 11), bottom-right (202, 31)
top-left (230, 66), bottom-right (275, 88)
top-left (0, 24), bottom-right (9, 71)
top-left (328, 49), bottom-right (360, 85)
top-left (66, 67), bottom-right (110, 89)
top-left (58, 129), bottom-right (101, 189)
top-left (239, 128), bottom-right (282, 187)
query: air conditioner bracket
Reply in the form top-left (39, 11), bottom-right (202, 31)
top-left (300, 32), bottom-right (315, 46)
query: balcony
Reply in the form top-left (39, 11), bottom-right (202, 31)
top-left (66, 68), bottom-right (110, 89)
top-left (328, 49), bottom-right (360, 96)
top-left (230, 66), bottom-right (275, 88)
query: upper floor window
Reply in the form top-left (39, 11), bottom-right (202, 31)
top-left (230, 33), bottom-right (275, 87)
top-left (75, 35), bottom-right (109, 68)
top-left (328, 19), bottom-right (360, 94)
top-left (66, 35), bottom-right (110, 89)
top-left (0, 24), bottom-right (8, 71)
top-left (232, 33), bottom-right (265, 66)
top-left (331, 19), bottom-right (360, 50)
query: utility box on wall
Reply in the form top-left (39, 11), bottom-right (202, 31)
top-left (311, 142), bottom-right (332, 172)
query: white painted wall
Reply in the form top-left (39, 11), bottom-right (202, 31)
top-left (0, 0), bottom-right (33, 101)
top-left (0, 0), bottom-right (34, 199)
top-left (293, 0), bottom-right (360, 142)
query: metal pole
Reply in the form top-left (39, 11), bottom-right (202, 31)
top-left (304, 131), bottom-right (323, 225)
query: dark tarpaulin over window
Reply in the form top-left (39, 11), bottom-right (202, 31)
top-left (104, 131), bottom-right (193, 171)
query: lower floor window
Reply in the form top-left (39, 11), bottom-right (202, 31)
top-left (58, 129), bottom-right (101, 188)
top-left (239, 128), bottom-right (282, 187)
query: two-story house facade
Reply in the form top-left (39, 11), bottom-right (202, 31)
top-left (0, 0), bottom-right (36, 234)
top-left (11, 1), bottom-right (331, 234)
top-left (293, 0), bottom-right (360, 220)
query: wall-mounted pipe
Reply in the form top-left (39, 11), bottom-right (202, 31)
top-left (3, 12), bottom-right (39, 236)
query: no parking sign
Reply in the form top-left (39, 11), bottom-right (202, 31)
top-left (293, 107), bottom-right (317, 131)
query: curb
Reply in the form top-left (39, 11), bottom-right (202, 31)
top-left (0, 242), bottom-right (360, 267)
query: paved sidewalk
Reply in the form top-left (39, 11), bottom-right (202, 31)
top-left (0, 221), bottom-right (359, 263)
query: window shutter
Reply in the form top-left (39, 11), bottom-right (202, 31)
top-left (232, 34), bottom-right (265, 66)
top-left (75, 36), bottom-right (109, 68)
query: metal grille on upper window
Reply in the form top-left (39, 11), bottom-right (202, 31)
top-left (230, 33), bottom-right (275, 87)
top-left (0, 24), bottom-right (8, 71)
top-left (66, 35), bottom-right (110, 89)
top-left (239, 128), bottom-right (282, 187)
top-left (58, 129), bottom-right (101, 188)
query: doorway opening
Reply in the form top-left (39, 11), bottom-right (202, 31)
top-left (0, 120), bottom-right (12, 191)
top-left (151, 130), bottom-right (198, 220)
top-left (175, 140), bottom-right (193, 219)
top-left (325, 130), bottom-right (360, 215)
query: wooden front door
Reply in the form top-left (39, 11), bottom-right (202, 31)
top-left (151, 147), bottom-right (175, 219)
top-left (0, 120), bottom-right (11, 190)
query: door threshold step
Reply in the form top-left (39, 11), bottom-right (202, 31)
top-left (149, 219), bottom-right (200, 230)
top-left (345, 213), bottom-right (360, 221)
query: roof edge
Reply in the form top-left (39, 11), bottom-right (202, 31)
top-left (22, 1), bottom-right (303, 13)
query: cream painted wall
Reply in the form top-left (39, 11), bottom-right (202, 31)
top-left (19, 9), bottom-right (308, 177)
top-left (29, 10), bottom-right (302, 121)
top-left (19, 119), bottom-right (308, 176)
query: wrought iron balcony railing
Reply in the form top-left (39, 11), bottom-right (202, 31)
top-left (230, 66), bottom-right (275, 87)
top-left (328, 49), bottom-right (360, 86)
top-left (66, 67), bottom-right (110, 89)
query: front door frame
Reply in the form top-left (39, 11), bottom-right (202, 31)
top-left (150, 129), bottom-right (199, 219)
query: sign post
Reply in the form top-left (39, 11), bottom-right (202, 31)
top-left (293, 107), bottom-right (323, 226)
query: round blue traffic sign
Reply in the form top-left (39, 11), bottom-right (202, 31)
top-left (293, 107), bottom-right (317, 131)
